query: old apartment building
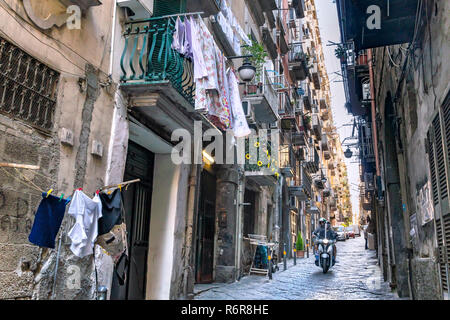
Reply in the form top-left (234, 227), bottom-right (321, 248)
top-left (336, 0), bottom-right (449, 299)
top-left (0, 0), bottom-right (350, 300)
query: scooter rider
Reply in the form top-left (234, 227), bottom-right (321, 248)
top-left (313, 218), bottom-right (338, 265)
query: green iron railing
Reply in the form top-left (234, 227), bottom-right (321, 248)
top-left (120, 17), bottom-right (195, 106)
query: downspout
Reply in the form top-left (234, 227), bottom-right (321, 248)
top-left (367, 49), bottom-right (380, 177)
top-left (183, 164), bottom-right (199, 298)
top-left (108, 0), bottom-right (118, 77)
top-left (235, 169), bottom-right (244, 280)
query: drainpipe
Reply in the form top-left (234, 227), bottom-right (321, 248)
top-left (367, 49), bottom-right (380, 177)
top-left (183, 164), bottom-right (199, 298)
top-left (235, 170), bottom-right (244, 280)
top-left (108, 0), bottom-right (118, 77)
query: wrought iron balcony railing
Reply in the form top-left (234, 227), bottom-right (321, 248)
top-left (288, 43), bottom-right (309, 81)
top-left (120, 17), bottom-right (195, 106)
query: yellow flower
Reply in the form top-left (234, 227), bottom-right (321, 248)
top-left (257, 161), bottom-right (263, 167)
top-left (246, 153), bottom-right (251, 160)
top-left (254, 142), bottom-right (260, 147)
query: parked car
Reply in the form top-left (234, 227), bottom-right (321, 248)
top-left (333, 226), bottom-right (346, 241)
top-left (345, 226), bottom-right (355, 238)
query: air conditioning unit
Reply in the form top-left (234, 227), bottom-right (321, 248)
top-left (117, 0), bottom-right (154, 20)
top-left (242, 100), bottom-right (256, 124)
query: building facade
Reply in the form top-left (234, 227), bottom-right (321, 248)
top-left (0, 0), bottom-right (350, 300)
top-left (336, 0), bottom-right (449, 300)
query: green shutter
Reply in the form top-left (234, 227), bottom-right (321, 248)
top-left (153, 0), bottom-right (186, 17)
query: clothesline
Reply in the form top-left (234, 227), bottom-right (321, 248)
top-left (0, 162), bottom-right (40, 170)
top-left (99, 178), bottom-right (141, 192)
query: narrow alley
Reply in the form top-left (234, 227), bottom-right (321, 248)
top-left (0, 0), bottom-right (448, 303)
top-left (194, 236), bottom-right (398, 300)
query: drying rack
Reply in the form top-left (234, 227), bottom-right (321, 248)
top-left (244, 234), bottom-right (276, 276)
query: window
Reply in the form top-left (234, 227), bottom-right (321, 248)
top-left (0, 37), bottom-right (59, 131)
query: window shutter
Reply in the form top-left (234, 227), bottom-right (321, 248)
top-left (428, 91), bottom-right (450, 295)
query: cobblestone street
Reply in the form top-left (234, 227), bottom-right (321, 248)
top-left (194, 236), bottom-right (400, 300)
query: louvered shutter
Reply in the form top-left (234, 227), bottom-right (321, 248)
top-left (428, 92), bottom-right (450, 295)
top-left (153, 0), bottom-right (186, 16)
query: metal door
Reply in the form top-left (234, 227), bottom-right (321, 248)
top-left (195, 170), bottom-right (216, 283)
top-left (110, 141), bottom-right (154, 300)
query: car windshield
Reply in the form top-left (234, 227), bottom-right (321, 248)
top-left (346, 227), bottom-right (353, 231)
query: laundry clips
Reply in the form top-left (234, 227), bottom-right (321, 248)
top-left (46, 189), bottom-right (53, 198)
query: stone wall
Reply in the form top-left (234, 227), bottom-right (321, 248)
top-left (0, 1), bottom-right (116, 300)
top-left (373, 0), bottom-right (449, 299)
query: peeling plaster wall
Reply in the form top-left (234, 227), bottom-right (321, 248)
top-left (0, 1), bottom-right (116, 300)
top-left (373, 0), bottom-right (449, 300)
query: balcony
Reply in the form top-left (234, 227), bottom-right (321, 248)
top-left (335, 0), bottom-right (419, 52)
top-left (312, 114), bottom-right (322, 137)
top-left (244, 0), bottom-right (265, 26)
top-left (288, 43), bottom-right (309, 82)
top-left (304, 146), bottom-right (319, 174)
top-left (60, 0), bottom-right (101, 10)
top-left (277, 17), bottom-right (289, 56)
top-left (310, 63), bottom-right (321, 89)
top-left (186, 0), bottom-right (220, 17)
top-left (321, 134), bottom-right (329, 151)
top-left (300, 82), bottom-right (312, 111)
top-left (292, 131), bottom-right (307, 147)
top-left (319, 99), bottom-right (328, 110)
top-left (321, 109), bottom-right (329, 121)
top-left (210, 14), bottom-right (238, 57)
top-left (324, 150), bottom-right (331, 160)
top-left (262, 26), bottom-right (278, 61)
top-left (243, 67), bottom-right (279, 123)
top-left (291, 0), bottom-right (306, 19)
top-left (289, 169), bottom-right (312, 201)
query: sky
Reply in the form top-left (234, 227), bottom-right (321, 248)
top-left (314, 0), bottom-right (361, 224)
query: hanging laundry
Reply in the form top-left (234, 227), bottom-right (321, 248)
top-left (67, 190), bottom-right (102, 258)
top-left (227, 69), bottom-right (251, 138)
top-left (182, 17), bottom-right (193, 60)
top-left (191, 16), bottom-right (207, 81)
top-left (171, 17), bottom-right (186, 54)
top-left (98, 188), bottom-right (123, 236)
top-left (28, 193), bottom-right (70, 249)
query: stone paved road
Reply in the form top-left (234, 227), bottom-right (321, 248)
top-left (194, 236), bottom-right (400, 300)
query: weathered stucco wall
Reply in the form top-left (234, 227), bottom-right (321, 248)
top-left (373, 0), bottom-right (449, 299)
top-left (0, 1), bottom-right (116, 299)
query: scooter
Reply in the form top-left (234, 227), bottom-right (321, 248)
top-left (315, 237), bottom-right (336, 273)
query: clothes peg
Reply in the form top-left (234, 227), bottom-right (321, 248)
top-left (46, 189), bottom-right (53, 198)
top-left (118, 184), bottom-right (122, 192)
top-left (77, 188), bottom-right (83, 191)
top-left (59, 193), bottom-right (64, 202)
top-left (96, 190), bottom-right (100, 195)
top-left (125, 184), bottom-right (129, 191)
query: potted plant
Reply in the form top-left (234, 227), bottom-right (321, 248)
top-left (296, 232), bottom-right (305, 258)
top-left (242, 37), bottom-right (268, 84)
top-left (334, 44), bottom-right (347, 63)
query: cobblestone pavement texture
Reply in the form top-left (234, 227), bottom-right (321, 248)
top-left (194, 236), bottom-right (400, 300)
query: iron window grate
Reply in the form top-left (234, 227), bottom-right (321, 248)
top-left (0, 37), bottom-right (59, 130)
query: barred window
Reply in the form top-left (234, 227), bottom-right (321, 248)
top-left (0, 37), bottom-right (59, 131)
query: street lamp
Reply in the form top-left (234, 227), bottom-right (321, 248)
top-left (228, 55), bottom-right (256, 83)
top-left (238, 58), bottom-right (256, 82)
top-left (344, 147), bottom-right (353, 158)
